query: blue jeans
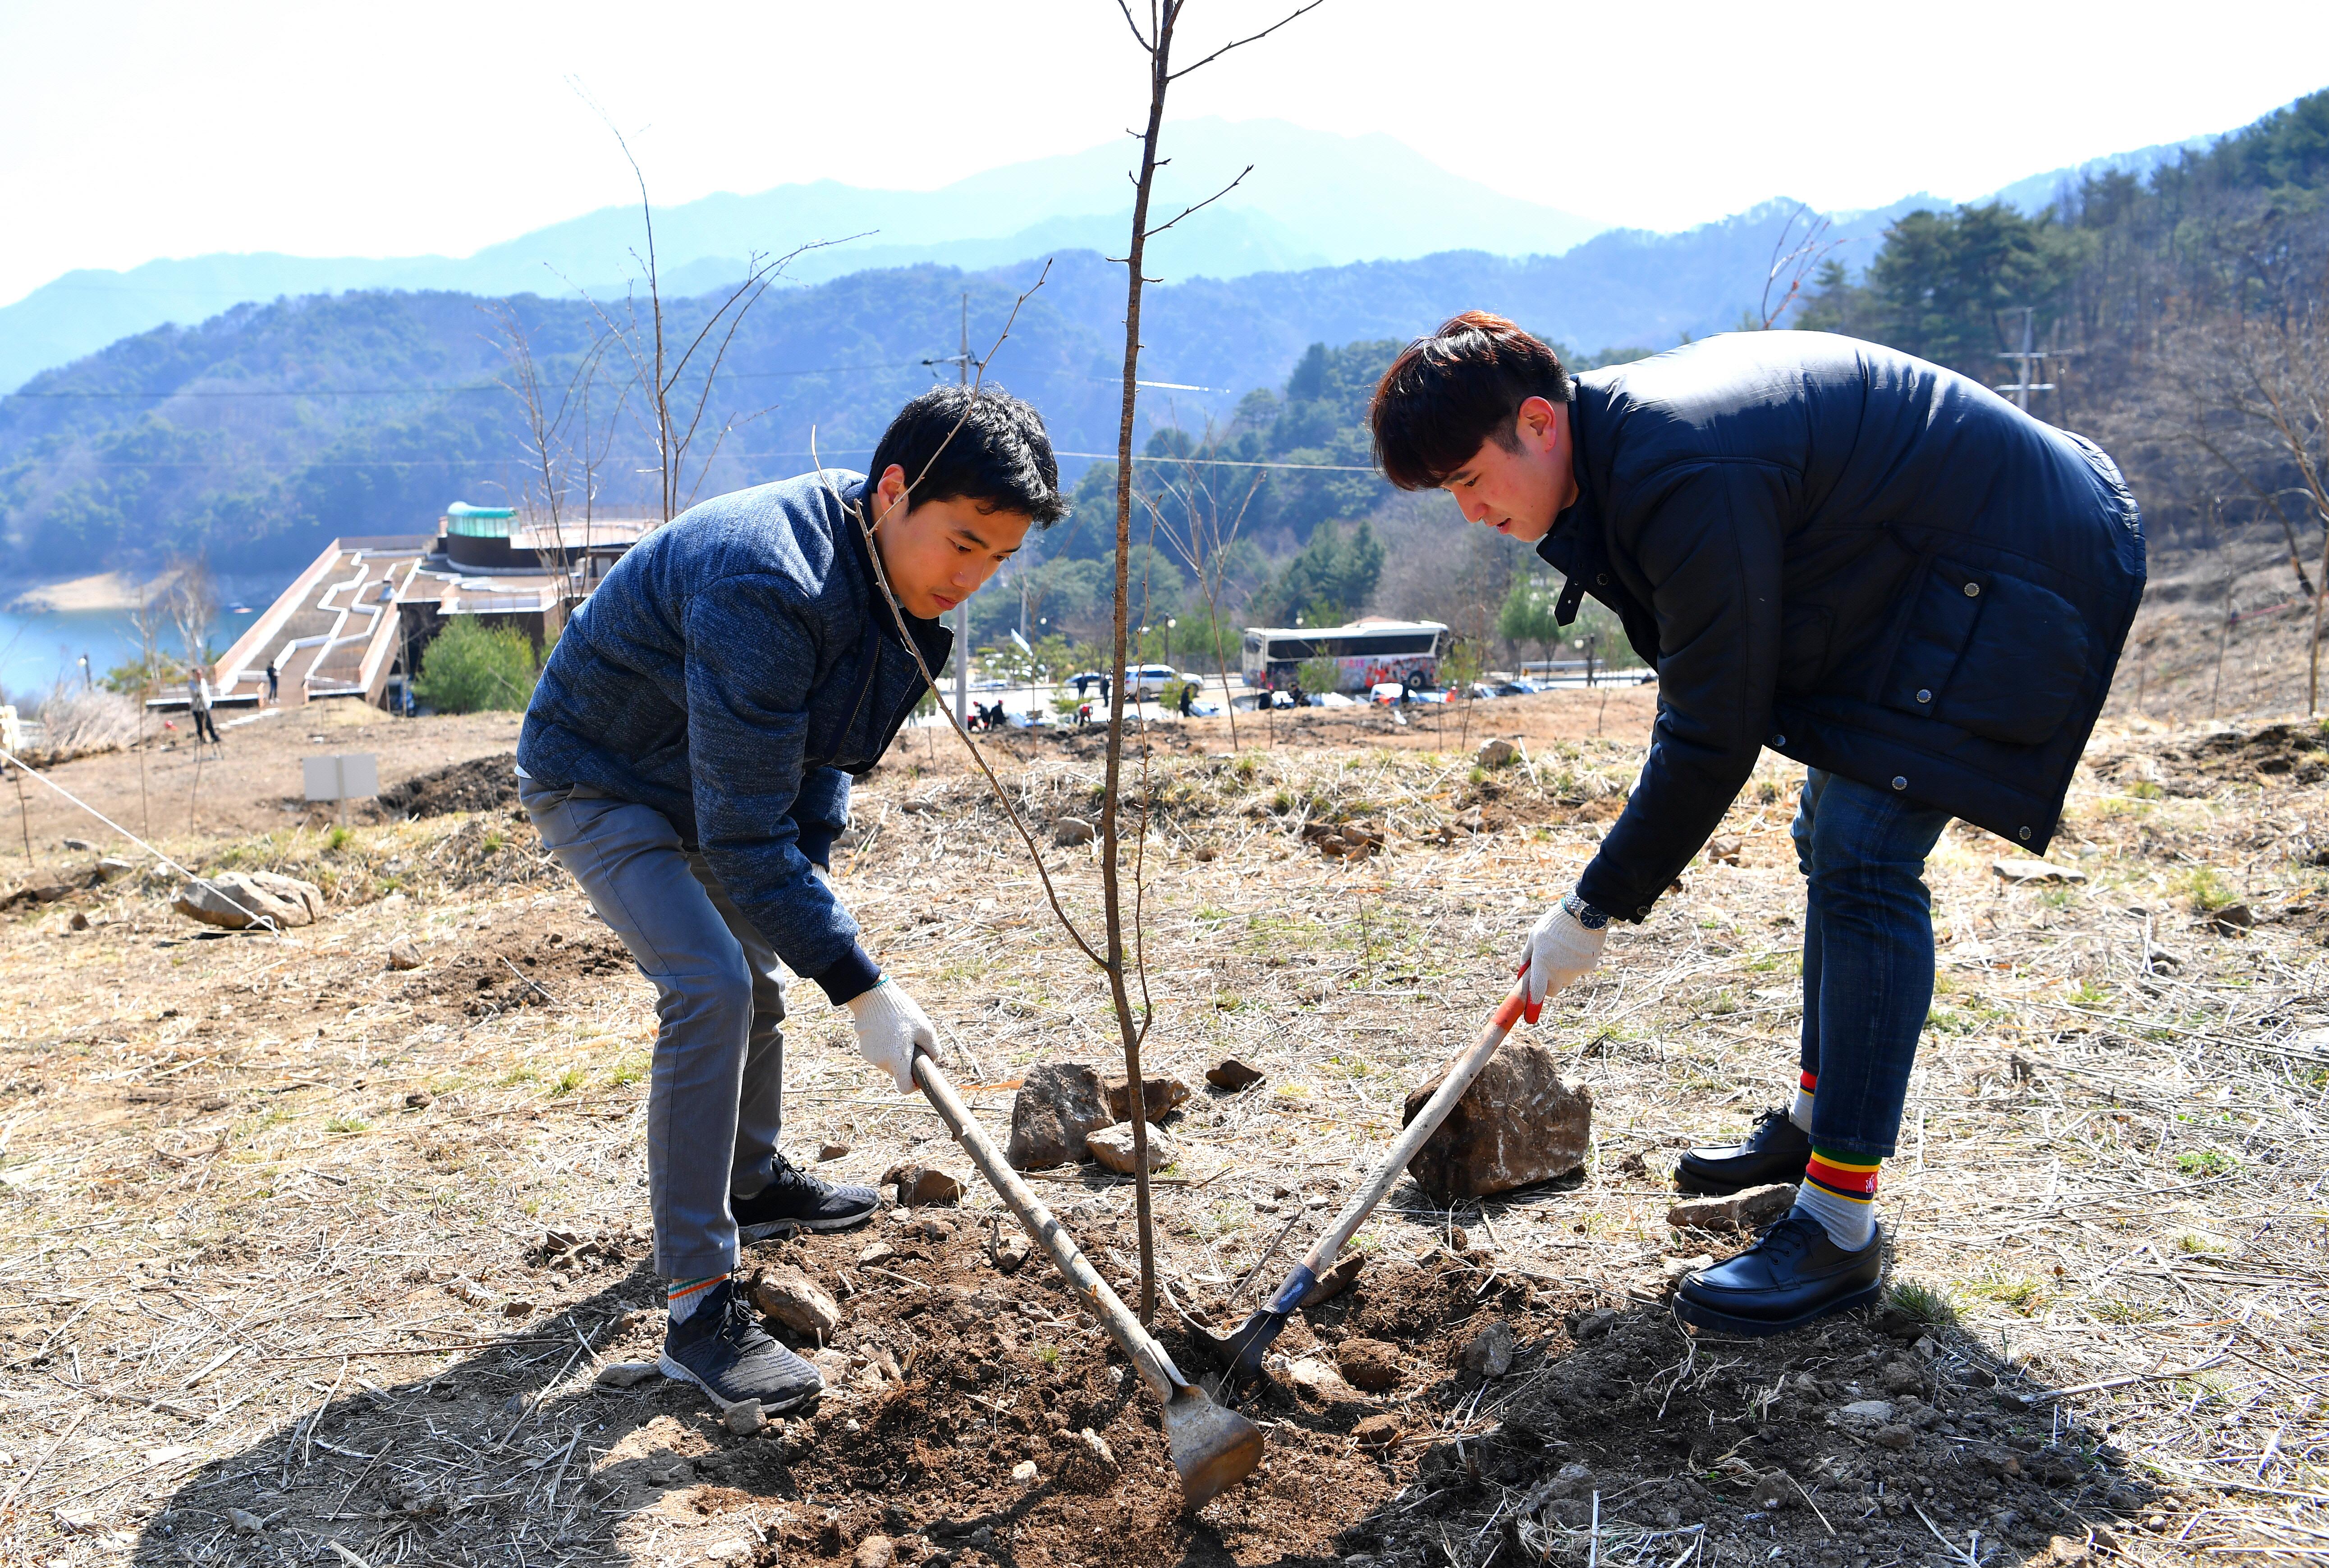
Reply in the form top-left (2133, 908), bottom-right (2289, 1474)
top-left (1791, 768), bottom-right (1953, 1163)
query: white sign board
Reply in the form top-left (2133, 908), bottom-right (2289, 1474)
top-left (303, 752), bottom-right (379, 802)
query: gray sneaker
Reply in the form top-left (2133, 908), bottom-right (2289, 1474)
top-left (658, 1279), bottom-right (824, 1412)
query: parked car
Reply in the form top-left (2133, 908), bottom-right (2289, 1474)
top-left (1128, 663), bottom-right (1185, 698)
top-left (1317, 691), bottom-right (1357, 708)
top-left (1368, 682), bottom-right (1407, 705)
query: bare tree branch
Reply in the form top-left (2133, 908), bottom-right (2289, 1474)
top-left (1166, 0), bottom-right (1325, 80)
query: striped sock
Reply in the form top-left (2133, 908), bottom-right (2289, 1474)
top-left (1789, 1070), bottom-right (1816, 1133)
top-left (1794, 1147), bottom-right (1880, 1250)
top-left (666, 1273), bottom-right (728, 1324)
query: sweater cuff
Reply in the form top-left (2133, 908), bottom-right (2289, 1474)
top-left (810, 942), bottom-right (883, 1006)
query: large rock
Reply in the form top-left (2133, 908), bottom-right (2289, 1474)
top-left (751, 1265), bottom-right (841, 1337)
top-left (173, 871), bottom-right (325, 930)
top-left (1005, 1064), bottom-right (1114, 1170)
top-left (1103, 1073), bottom-right (1191, 1122)
top-left (1086, 1122), bottom-right (1175, 1174)
top-left (1400, 1041), bottom-right (1592, 1202)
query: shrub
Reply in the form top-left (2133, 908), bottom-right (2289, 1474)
top-left (413, 621), bottom-right (537, 713)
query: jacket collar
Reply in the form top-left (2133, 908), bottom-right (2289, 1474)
top-left (1534, 388), bottom-right (1608, 628)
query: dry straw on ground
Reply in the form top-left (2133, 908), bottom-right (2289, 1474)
top-left (0, 697), bottom-right (2323, 1567)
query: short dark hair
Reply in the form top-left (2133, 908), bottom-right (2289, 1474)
top-left (1370, 311), bottom-right (1571, 491)
top-left (866, 384), bottom-right (1067, 527)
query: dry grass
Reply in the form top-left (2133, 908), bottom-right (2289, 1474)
top-left (1, 702), bottom-right (2325, 1566)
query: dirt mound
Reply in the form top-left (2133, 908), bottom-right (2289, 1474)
top-left (379, 752), bottom-right (522, 817)
top-left (588, 1219), bottom-right (2165, 1566)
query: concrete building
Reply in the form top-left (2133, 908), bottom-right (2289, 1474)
top-left (202, 505), bottom-right (654, 712)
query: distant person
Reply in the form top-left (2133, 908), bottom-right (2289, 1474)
top-left (266, 658), bottom-right (280, 706)
top-left (1371, 312), bottom-right (2143, 1338)
top-left (517, 385), bottom-right (1065, 1417)
top-left (1177, 681), bottom-right (1195, 719)
top-left (188, 665), bottom-right (222, 747)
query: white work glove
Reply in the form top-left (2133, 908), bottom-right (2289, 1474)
top-left (845, 977), bottom-right (941, 1093)
top-left (1518, 894), bottom-right (1609, 1023)
top-left (809, 864), bottom-right (835, 892)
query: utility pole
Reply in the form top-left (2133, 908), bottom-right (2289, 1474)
top-left (1997, 306), bottom-right (2076, 418)
top-left (923, 293), bottom-right (977, 726)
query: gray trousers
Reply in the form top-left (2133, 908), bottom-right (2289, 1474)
top-left (519, 777), bottom-right (785, 1279)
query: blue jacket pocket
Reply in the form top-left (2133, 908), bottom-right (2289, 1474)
top-left (1880, 559), bottom-right (2090, 747)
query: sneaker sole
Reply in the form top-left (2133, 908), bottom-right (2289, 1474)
top-left (1670, 1279), bottom-right (1881, 1339)
top-left (736, 1208), bottom-right (877, 1243)
top-left (657, 1352), bottom-right (823, 1415)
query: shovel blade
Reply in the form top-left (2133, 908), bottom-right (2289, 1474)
top-left (1161, 1385), bottom-right (1264, 1508)
top-left (1194, 1306), bottom-right (1291, 1389)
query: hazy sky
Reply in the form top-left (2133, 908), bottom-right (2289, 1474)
top-left (4, 0), bottom-right (2325, 307)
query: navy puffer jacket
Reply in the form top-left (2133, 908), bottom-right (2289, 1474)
top-left (1536, 332), bottom-right (2145, 923)
top-left (518, 472), bottom-right (947, 1000)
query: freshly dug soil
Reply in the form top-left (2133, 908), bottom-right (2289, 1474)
top-left (562, 1215), bottom-right (2164, 1567)
top-left (378, 752), bottom-right (523, 818)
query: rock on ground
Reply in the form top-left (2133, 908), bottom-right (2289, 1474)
top-left (817, 1141), bottom-right (850, 1161)
top-left (1401, 1040), bottom-right (1593, 1202)
top-left (880, 1164), bottom-right (964, 1206)
top-left (1054, 1425), bottom-right (1120, 1492)
top-left (1053, 816), bottom-right (1096, 845)
top-left (1338, 1337), bottom-right (1403, 1393)
top-left (1462, 1320), bottom-right (1516, 1377)
top-left (852, 1536), bottom-right (897, 1568)
top-left (593, 1360), bottom-right (660, 1389)
top-left (1477, 738), bottom-right (1517, 766)
top-left (173, 871), bottom-right (325, 930)
top-left (1004, 1063), bottom-right (1113, 1170)
top-left (386, 937), bottom-right (423, 970)
top-left (1103, 1073), bottom-right (1191, 1122)
top-left (751, 1265), bottom-right (841, 1337)
top-left (1352, 1413), bottom-right (1403, 1450)
top-left (1666, 1182), bottom-right (1796, 1232)
top-left (1206, 1057), bottom-right (1264, 1090)
top-left (722, 1399), bottom-right (765, 1435)
top-left (1288, 1357), bottom-right (1357, 1401)
top-left (1296, 1252), bottom-right (1365, 1307)
top-left (1086, 1122), bottom-right (1175, 1174)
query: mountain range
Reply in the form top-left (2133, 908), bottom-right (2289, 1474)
top-left (0, 119), bottom-right (1612, 395)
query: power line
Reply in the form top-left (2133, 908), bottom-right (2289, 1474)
top-left (0, 358), bottom-right (930, 399)
top-left (43, 449), bottom-right (1379, 473)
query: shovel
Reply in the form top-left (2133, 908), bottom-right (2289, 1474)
top-left (1192, 980), bottom-right (1530, 1391)
top-left (910, 1052), bottom-right (1263, 1508)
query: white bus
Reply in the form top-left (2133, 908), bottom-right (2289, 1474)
top-left (1239, 619), bottom-right (1447, 694)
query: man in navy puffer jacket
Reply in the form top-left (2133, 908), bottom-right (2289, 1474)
top-left (517, 386), bottom-right (1064, 1412)
top-left (1373, 315), bottom-right (2143, 1338)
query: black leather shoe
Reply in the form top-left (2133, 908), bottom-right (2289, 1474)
top-left (1673, 1213), bottom-right (1883, 1337)
top-left (732, 1157), bottom-right (879, 1242)
top-left (1673, 1108), bottom-right (1811, 1195)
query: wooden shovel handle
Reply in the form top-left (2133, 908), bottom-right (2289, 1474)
top-left (1264, 982), bottom-right (1529, 1313)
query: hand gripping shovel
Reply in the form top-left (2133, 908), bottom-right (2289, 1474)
top-left (910, 1053), bottom-right (1264, 1508)
top-left (1195, 981), bottom-right (1530, 1392)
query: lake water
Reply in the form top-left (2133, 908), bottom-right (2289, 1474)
top-left (0, 576), bottom-right (284, 701)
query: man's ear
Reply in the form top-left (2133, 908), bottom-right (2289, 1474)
top-left (1515, 396), bottom-right (1559, 454)
top-left (872, 463), bottom-right (910, 522)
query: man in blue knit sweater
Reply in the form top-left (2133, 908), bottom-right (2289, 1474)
top-left (517, 386), bottom-right (1064, 1412)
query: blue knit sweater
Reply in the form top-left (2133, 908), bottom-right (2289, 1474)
top-left (518, 472), bottom-right (949, 1002)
